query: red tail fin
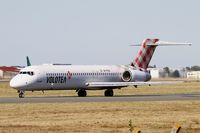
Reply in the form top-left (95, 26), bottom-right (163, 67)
top-left (132, 38), bottom-right (159, 70)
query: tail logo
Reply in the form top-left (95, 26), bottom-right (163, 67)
top-left (132, 39), bottom-right (159, 70)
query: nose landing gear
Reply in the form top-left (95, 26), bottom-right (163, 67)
top-left (18, 90), bottom-right (25, 98)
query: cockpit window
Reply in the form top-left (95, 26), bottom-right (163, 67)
top-left (19, 71), bottom-right (34, 76)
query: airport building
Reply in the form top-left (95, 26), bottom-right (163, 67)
top-left (149, 68), bottom-right (187, 79)
top-left (0, 70), bottom-right (3, 78)
top-left (187, 71), bottom-right (200, 79)
top-left (0, 66), bottom-right (19, 79)
top-left (149, 68), bottom-right (166, 78)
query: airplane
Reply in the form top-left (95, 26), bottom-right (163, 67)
top-left (9, 38), bottom-right (191, 98)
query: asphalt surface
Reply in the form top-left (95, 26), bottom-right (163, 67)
top-left (0, 93), bottom-right (199, 103)
top-left (0, 80), bottom-right (10, 82)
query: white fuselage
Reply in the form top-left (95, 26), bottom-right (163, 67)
top-left (10, 64), bottom-right (151, 91)
top-left (9, 38), bottom-right (190, 98)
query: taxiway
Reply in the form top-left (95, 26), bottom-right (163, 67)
top-left (0, 93), bottom-right (199, 103)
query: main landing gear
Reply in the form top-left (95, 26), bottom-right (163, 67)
top-left (18, 90), bottom-right (25, 98)
top-left (76, 89), bottom-right (114, 97)
top-left (104, 89), bottom-right (113, 97)
top-left (77, 89), bottom-right (87, 97)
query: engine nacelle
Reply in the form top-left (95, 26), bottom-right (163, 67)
top-left (122, 70), bottom-right (132, 82)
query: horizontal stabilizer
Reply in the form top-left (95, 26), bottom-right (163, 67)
top-left (155, 41), bottom-right (192, 46)
top-left (131, 38), bottom-right (191, 70)
top-left (131, 40), bottom-right (191, 46)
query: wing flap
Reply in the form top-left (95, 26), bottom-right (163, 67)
top-left (86, 81), bottom-right (180, 88)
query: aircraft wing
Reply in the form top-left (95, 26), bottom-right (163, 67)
top-left (86, 81), bottom-right (180, 88)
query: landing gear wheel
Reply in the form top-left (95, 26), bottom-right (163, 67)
top-left (104, 89), bottom-right (113, 97)
top-left (19, 91), bottom-right (25, 98)
top-left (78, 90), bottom-right (87, 97)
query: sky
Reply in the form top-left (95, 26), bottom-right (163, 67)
top-left (0, 0), bottom-right (199, 67)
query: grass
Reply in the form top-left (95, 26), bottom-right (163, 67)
top-left (0, 101), bottom-right (199, 133)
top-left (0, 81), bottom-right (200, 97)
top-left (0, 81), bottom-right (199, 132)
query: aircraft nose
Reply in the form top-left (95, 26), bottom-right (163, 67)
top-left (10, 76), bottom-right (28, 89)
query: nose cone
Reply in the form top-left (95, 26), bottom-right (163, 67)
top-left (9, 78), bottom-right (15, 88)
top-left (10, 76), bottom-right (28, 89)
